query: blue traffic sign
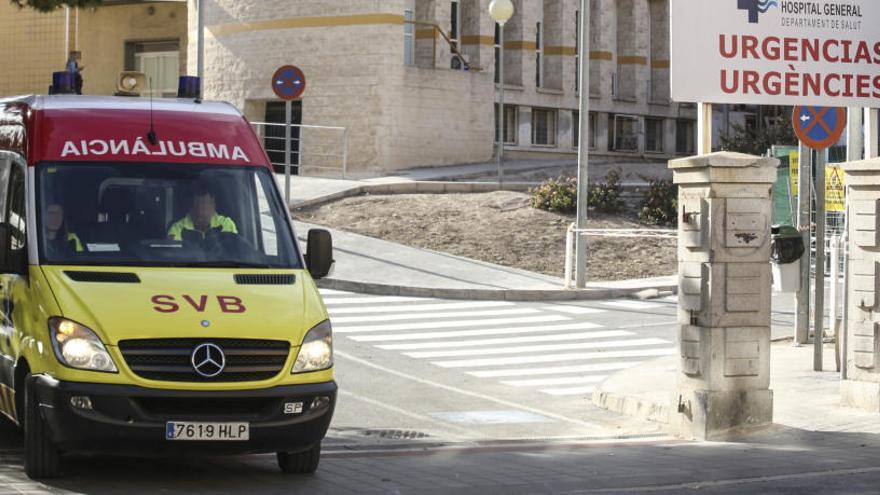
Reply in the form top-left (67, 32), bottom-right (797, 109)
top-left (791, 106), bottom-right (846, 151)
top-left (272, 65), bottom-right (306, 101)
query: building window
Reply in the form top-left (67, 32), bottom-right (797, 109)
top-left (676, 119), bottom-right (696, 155)
top-left (495, 104), bottom-right (517, 145)
top-left (532, 108), bottom-right (557, 146)
top-left (404, 10), bottom-right (415, 65)
top-left (450, 0), bottom-right (462, 69)
top-left (536, 21), bottom-right (544, 88)
top-left (645, 118), bottom-right (664, 153)
top-left (125, 40), bottom-right (179, 97)
top-left (573, 111), bottom-right (597, 150)
top-left (612, 114), bottom-right (639, 152)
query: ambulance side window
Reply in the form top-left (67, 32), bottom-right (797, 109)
top-left (7, 165), bottom-right (25, 253)
top-left (0, 158), bottom-right (9, 226)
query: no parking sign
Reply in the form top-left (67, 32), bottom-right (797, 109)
top-left (791, 106), bottom-right (846, 151)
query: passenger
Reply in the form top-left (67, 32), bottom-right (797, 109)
top-left (45, 203), bottom-right (83, 253)
top-left (167, 184), bottom-right (237, 241)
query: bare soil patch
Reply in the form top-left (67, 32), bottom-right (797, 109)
top-left (294, 191), bottom-right (676, 281)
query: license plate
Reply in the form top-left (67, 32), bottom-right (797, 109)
top-left (165, 422), bottom-right (249, 441)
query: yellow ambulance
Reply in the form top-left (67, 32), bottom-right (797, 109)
top-left (0, 90), bottom-right (336, 479)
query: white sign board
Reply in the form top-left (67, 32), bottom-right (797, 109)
top-left (671, 0), bottom-right (880, 107)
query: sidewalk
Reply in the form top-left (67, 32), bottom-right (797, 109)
top-left (295, 220), bottom-right (676, 301)
top-left (280, 157), bottom-right (671, 208)
top-left (593, 343), bottom-right (880, 435)
top-left (286, 160), bottom-right (678, 301)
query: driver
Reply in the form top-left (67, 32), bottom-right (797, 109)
top-left (167, 184), bottom-right (238, 241)
top-left (45, 203), bottom-right (83, 254)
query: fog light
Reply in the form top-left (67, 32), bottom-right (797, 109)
top-left (310, 396), bottom-right (330, 410)
top-left (70, 396), bottom-right (93, 410)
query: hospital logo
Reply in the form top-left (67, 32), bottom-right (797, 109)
top-left (737, 0), bottom-right (778, 24)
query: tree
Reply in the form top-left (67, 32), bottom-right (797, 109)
top-left (9, 0), bottom-right (102, 12)
top-left (720, 106), bottom-right (798, 156)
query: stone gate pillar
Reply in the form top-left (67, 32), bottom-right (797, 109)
top-left (669, 152), bottom-right (778, 440)
top-left (842, 158), bottom-right (880, 411)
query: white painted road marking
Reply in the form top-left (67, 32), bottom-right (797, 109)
top-left (502, 375), bottom-right (609, 387)
top-left (329, 301), bottom-right (514, 315)
top-left (331, 307), bottom-right (540, 324)
top-left (433, 347), bottom-right (676, 368)
top-left (375, 330), bottom-right (634, 351)
top-left (467, 361), bottom-right (642, 378)
top-left (334, 315), bottom-right (570, 333)
top-left (405, 338), bottom-right (670, 359)
top-left (326, 289), bottom-right (674, 397)
top-left (350, 322), bottom-right (605, 342)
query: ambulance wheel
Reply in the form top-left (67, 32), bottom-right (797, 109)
top-left (24, 377), bottom-right (62, 479)
top-left (277, 442), bottom-right (321, 474)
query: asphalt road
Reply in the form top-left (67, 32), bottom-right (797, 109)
top-left (4, 289), bottom-right (871, 495)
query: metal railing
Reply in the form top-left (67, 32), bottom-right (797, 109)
top-left (406, 20), bottom-right (478, 71)
top-left (563, 223), bottom-right (677, 289)
top-left (250, 122), bottom-right (349, 180)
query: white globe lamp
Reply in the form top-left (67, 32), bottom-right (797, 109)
top-left (488, 0), bottom-right (515, 24)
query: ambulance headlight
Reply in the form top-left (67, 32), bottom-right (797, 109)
top-left (49, 317), bottom-right (118, 373)
top-left (292, 320), bottom-right (333, 374)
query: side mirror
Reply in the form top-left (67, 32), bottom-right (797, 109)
top-left (305, 229), bottom-right (334, 280)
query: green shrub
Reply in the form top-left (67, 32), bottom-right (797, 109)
top-left (588, 168), bottom-right (624, 213)
top-left (639, 177), bottom-right (677, 226)
top-left (530, 177), bottom-right (577, 214)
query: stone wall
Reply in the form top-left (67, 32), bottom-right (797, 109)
top-left (196, 0), bottom-right (494, 176)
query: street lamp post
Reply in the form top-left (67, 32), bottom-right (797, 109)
top-left (489, 0), bottom-right (514, 184)
top-left (575, 0), bottom-right (591, 288)
top-left (197, 0), bottom-right (205, 97)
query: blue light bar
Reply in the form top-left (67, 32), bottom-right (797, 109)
top-left (178, 76), bottom-right (201, 99)
top-left (50, 71), bottom-right (75, 95)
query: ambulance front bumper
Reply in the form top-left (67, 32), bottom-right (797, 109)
top-left (32, 375), bottom-right (336, 455)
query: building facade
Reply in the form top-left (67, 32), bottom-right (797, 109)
top-left (194, 0), bottom-right (698, 176)
top-left (0, 0), bottom-right (701, 176)
top-left (0, 1), bottom-right (187, 98)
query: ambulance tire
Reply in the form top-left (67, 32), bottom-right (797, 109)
top-left (24, 377), bottom-right (62, 479)
top-left (277, 442), bottom-right (321, 474)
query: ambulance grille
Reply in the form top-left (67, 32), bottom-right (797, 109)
top-left (118, 338), bottom-right (291, 382)
top-left (233, 274), bottom-right (296, 285)
top-left (64, 271), bottom-right (140, 283)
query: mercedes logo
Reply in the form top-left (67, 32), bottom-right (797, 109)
top-left (191, 343), bottom-right (226, 378)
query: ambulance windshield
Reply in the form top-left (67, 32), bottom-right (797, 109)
top-left (37, 162), bottom-right (302, 269)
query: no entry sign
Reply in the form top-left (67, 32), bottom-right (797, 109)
top-left (671, 0), bottom-right (880, 107)
top-left (272, 65), bottom-right (306, 101)
top-left (791, 106), bottom-right (846, 150)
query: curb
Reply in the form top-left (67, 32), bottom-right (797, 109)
top-left (292, 181), bottom-right (535, 210)
top-left (316, 277), bottom-right (678, 302)
top-left (591, 386), bottom-right (671, 426)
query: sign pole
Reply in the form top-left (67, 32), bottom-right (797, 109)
top-left (697, 103), bottom-right (712, 154)
top-left (284, 99), bottom-right (292, 206)
top-left (197, 0), bottom-right (205, 96)
top-left (795, 141), bottom-right (812, 345)
top-left (574, 0), bottom-right (590, 289)
top-left (866, 108), bottom-right (880, 159)
top-left (814, 148), bottom-right (826, 371)
top-left (271, 64), bottom-right (306, 207)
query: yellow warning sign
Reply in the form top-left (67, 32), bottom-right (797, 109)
top-left (787, 152), bottom-right (846, 212)
top-left (826, 165), bottom-right (845, 212)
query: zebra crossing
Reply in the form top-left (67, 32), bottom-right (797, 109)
top-left (322, 289), bottom-right (676, 397)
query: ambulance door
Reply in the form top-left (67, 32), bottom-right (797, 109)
top-left (0, 155), bottom-right (15, 420)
